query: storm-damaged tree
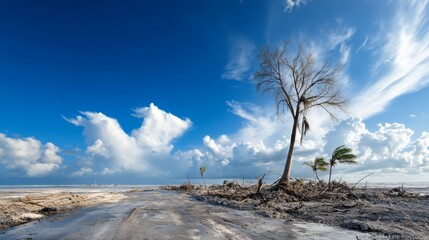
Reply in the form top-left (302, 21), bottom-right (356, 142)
top-left (199, 165), bottom-right (207, 191)
top-left (303, 157), bottom-right (329, 182)
top-left (254, 41), bottom-right (346, 188)
top-left (256, 172), bottom-right (267, 194)
top-left (328, 145), bottom-right (357, 190)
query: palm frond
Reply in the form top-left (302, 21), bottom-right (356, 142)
top-left (303, 162), bottom-right (313, 167)
top-left (314, 157), bottom-right (326, 164)
top-left (199, 166), bottom-right (206, 176)
top-left (331, 145), bottom-right (344, 156)
top-left (318, 166), bottom-right (328, 171)
top-left (314, 157), bottom-right (328, 171)
top-left (332, 145), bottom-right (353, 159)
top-left (330, 145), bottom-right (357, 167)
top-left (338, 153), bottom-right (357, 160)
top-left (300, 117), bottom-right (310, 144)
top-left (338, 159), bottom-right (358, 164)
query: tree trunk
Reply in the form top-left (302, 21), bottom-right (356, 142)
top-left (328, 164), bottom-right (333, 190)
top-left (279, 116), bottom-right (299, 186)
top-left (202, 176), bottom-right (207, 191)
top-left (315, 170), bottom-right (320, 182)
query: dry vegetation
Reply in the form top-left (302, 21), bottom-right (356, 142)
top-left (163, 180), bottom-right (429, 239)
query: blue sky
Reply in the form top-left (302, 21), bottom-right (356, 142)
top-left (1, 0), bottom-right (429, 184)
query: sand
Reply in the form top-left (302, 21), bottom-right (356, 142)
top-left (0, 190), bottom-right (126, 230)
top-left (2, 190), bottom-right (375, 240)
top-left (1, 184), bottom-right (427, 239)
top-left (165, 182), bottom-right (429, 240)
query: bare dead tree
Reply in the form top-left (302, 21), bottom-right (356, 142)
top-left (254, 41), bottom-right (346, 188)
top-left (256, 172), bottom-right (267, 194)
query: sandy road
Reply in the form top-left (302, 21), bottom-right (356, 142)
top-left (1, 190), bottom-right (371, 240)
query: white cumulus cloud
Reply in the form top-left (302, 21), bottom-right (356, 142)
top-left (72, 167), bottom-right (93, 176)
top-left (0, 134), bottom-right (62, 176)
top-left (324, 118), bottom-right (429, 175)
top-left (66, 103), bottom-right (192, 176)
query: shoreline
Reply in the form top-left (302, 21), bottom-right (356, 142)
top-left (0, 191), bottom-right (126, 230)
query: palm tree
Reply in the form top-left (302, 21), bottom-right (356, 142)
top-left (199, 165), bottom-right (207, 191)
top-left (328, 145), bottom-right (357, 189)
top-left (303, 157), bottom-right (328, 182)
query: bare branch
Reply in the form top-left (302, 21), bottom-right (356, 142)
top-left (254, 40), bottom-right (348, 185)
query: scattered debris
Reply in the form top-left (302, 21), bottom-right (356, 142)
top-left (164, 180), bottom-right (428, 239)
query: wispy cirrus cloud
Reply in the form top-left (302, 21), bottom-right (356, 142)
top-left (283, 0), bottom-right (307, 13)
top-left (351, 0), bottom-right (429, 119)
top-left (325, 26), bottom-right (356, 65)
top-left (356, 35), bottom-right (369, 53)
top-left (305, 23), bottom-right (355, 89)
top-left (221, 38), bottom-right (255, 81)
top-left (327, 26), bottom-right (355, 49)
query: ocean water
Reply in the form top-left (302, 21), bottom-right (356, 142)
top-left (359, 182), bottom-right (429, 195)
top-left (0, 185), bottom-right (158, 199)
top-left (368, 182), bottom-right (429, 195)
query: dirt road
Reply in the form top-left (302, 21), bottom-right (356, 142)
top-left (1, 190), bottom-right (374, 240)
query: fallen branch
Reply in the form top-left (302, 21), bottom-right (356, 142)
top-left (18, 199), bottom-right (46, 208)
top-left (270, 178), bottom-right (280, 187)
top-left (350, 172), bottom-right (375, 191)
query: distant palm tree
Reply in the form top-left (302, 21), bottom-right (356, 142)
top-left (303, 157), bottom-right (328, 182)
top-left (199, 165), bottom-right (207, 191)
top-left (328, 145), bottom-right (357, 189)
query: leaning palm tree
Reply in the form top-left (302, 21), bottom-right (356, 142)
top-left (328, 145), bottom-right (357, 189)
top-left (303, 157), bottom-right (328, 182)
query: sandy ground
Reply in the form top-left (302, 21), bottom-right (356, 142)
top-left (173, 183), bottom-right (429, 240)
top-left (0, 190), bottom-right (376, 240)
top-left (0, 190), bottom-right (126, 230)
